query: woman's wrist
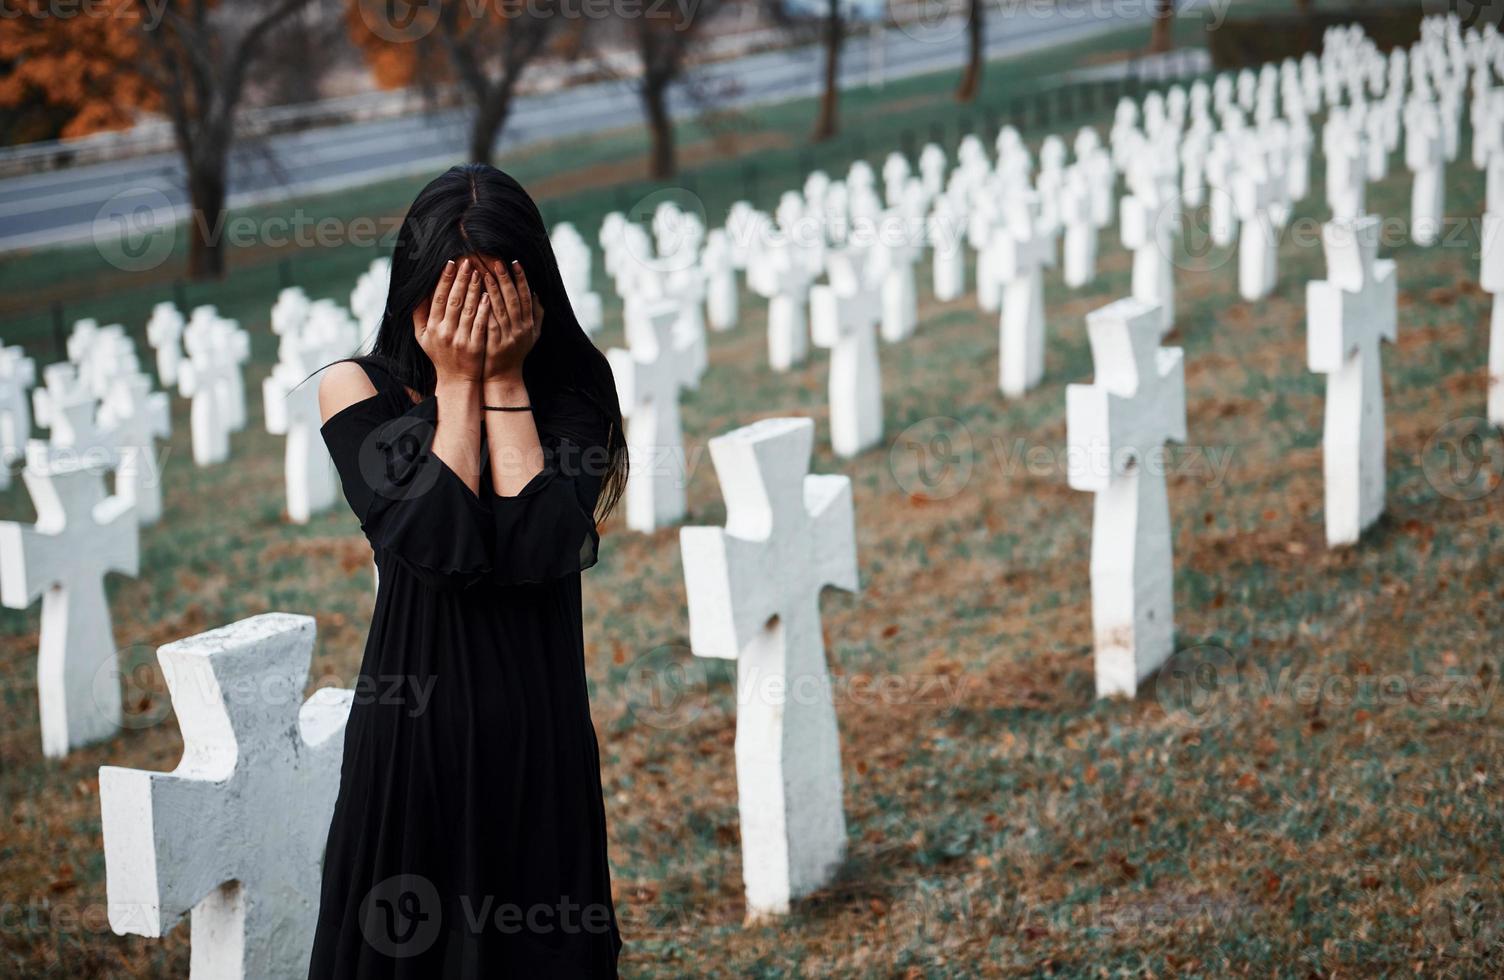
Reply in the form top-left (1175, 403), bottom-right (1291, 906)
top-left (484, 375), bottom-right (529, 406)
top-left (435, 377), bottom-right (483, 402)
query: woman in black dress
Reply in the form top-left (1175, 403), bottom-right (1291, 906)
top-left (309, 165), bottom-right (627, 978)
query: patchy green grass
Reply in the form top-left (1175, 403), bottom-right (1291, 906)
top-left (3, 23), bottom-right (1503, 980)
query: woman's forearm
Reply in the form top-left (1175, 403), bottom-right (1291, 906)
top-left (484, 376), bottom-right (545, 497)
top-left (432, 379), bottom-right (485, 495)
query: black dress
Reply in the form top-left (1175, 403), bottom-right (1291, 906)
top-left (308, 361), bottom-right (621, 978)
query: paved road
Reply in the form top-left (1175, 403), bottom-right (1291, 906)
top-left (0, 5), bottom-right (1146, 253)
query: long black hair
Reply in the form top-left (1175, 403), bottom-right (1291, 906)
top-left (359, 164), bottom-right (626, 521)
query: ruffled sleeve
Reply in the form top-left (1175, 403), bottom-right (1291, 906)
top-left (321, 378), bottom-right (612, 592)
top-left (485, 386), bottom-right (611, 585)
top-left (322, 392), bottom-right (493, 592)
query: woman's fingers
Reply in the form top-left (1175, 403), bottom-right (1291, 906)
top-left (473, 294), bottom-right (491, 351)
top-left (482, 261), bottom-right (510, 333)
top-left (428, 259), bottom-right (459, 335)
top-left (496, 259), bottom-right (527, 334)
top-left (511, 261), bottom-right (535, 332)
top-left (458, 263), bottom-right (484, 344)
top-left (442, 258), bottom-right (471, 334)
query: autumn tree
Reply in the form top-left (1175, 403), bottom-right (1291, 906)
top-left (0, 0), bottom-right (158, 143)
top-left (627, 0), bottom-right (729, 179)
top-left (956, 0), bottom-right (984, 102)
top-left (1149, 0), bottom-right (1175, 53)
top-left (346, 0), bottom-right (561, 166)
top-left (812, 0), bottom-right (844, 141)
top-left (0, 0), bottom-right (324, 279)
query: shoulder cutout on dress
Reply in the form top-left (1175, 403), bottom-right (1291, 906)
top-left (319, 361), bottom-right (379, 426)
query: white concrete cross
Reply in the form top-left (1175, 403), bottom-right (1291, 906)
top-left (264, 352), bottom-right (339, 525)
top-left (810, 251), bottom-right (883, 458)
top-left (98, 372), bottom-right (170, 526)
top-left (1060, 164), bottom-right (1097, 289)
top-left (66, 318), bottom-right (99, 364)
top-left (78, 326), bottom-right (141, 401)
top-left (1066, 297), bottom-right (1186, 699)
top-left (0, 342), bottom-right (36, 488)
top-left (1120, 162), bottom-right (1179, 337)
top-left (33, 363), bottom-right (118, 470)
top-left (608, 299), bottom-right (687, 532)
top-left (992, 193), bottom-right (1050, 398)
top-left (0, 454), bottom-right (138, 756)
top-left (1073, 127), bottom-right (1114, 230)
top-left (99, 613), bottom-right (353, 980)
top-left (1307, 215), bottom-right (1398, 547)
top-left (882, 152), bottom-right (910, 208)
top-left (622, 268), bottom-right (703, 393)
top-left (1233, 157), bottom-right (1280, 302)
top-left (869, 213), bottom-right (920, 343)
top-left (1405, 97), bottom-right (1446, 246)
top-left (748, 238), bottom-right (817, 372)
top-left (928, 195), bottom-right (966, 302)
top-left (919, 143), bottom-right (947, 199)
top-left (270, 287), bottom-right (311, 346)
top-left (1179, 124), bottom-right (1210, 209)
top-left (1205, 132), bottom-right (1240, 248)
top-left (1323, 108), bottom-right (1368, 222)
top-left (654, 202), bottom-right (706, 269)
top-left (552, 223), bottom-right (603, 335)
top-left (702, 228), bottom-right (739, 332)
top-left (1482, 210), bottom-right (1504, 426)
top-left (145, 303), bottom-right (185, 389)
top-left (723, 203), bottom-right (766, 274)
top-left (680, 416), bottom-right (858, 921)
top-left (1035, 136), bottom-right (1067, 266)
top-left (968, 194), bottom-right (1005, 314)
top-left (599, 211), bottom-right (628, 280)
top-left (179, 314), bottom-right (245, 466)
top-left (350, 257), bottom-right (391, 350)
top-left (1362, 102), bottom-right (1390, 181)
top-left (1286, 114), bottom-right (1314, 203)
top-left (662, 265), bottom-right (708, 390)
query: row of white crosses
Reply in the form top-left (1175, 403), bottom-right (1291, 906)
top-left (0, 256), bottom-right (390, 761)
top-left (40, 319), bottom-right (174, 523)
top-left (265, 288), bottom-right (363, 523)
top-left (69, 20), bottom-right (1488, 973)
top-left (0, 315), bottom-right (175, 758)
top-left (592, 9), bottom-right (1475, 532)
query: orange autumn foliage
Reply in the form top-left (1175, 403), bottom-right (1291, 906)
top-left (344, 0), bottom-right (447, 89)
top-left (0, 0), bottom-right (160, 140)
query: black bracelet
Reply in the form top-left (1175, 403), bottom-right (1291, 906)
top-left (484, 405), bottom-right (533, 412)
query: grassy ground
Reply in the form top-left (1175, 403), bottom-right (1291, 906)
top-left (3, 18), bottom-right (1504, 980)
